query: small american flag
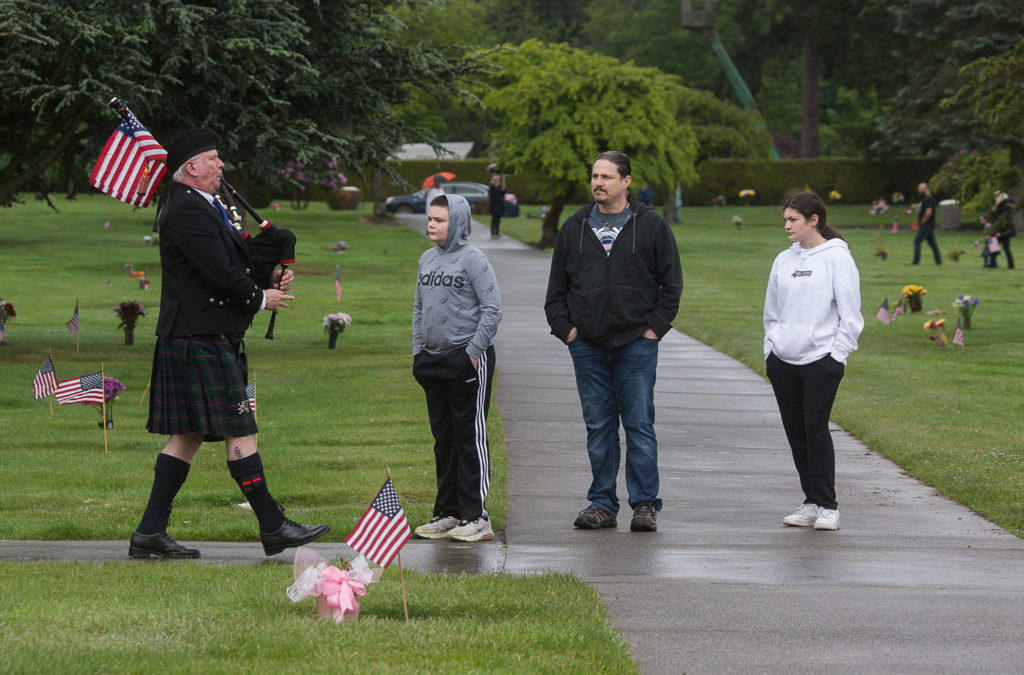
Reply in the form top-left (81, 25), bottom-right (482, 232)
top-left (55, 371), bottom-right (105, 405)
top-left (89, 101), bottom-right (167, 207)
top-left (66, 301), bottom-right (80, 337)
top-left (344, 477), bottom-right (411, 569)
top-left (335, 265), bottom-right (342, 300)
top-left (874, 298), bottom-right (891, 324)
top-left (0, 324), bottom-right (4, 342)
top-left (246, 382), bottom-right (256, 415)
top-left (33, 355), bottom-right (58, 399)
top-left (952, 319), bottom-right (965, 347)
top-left (892, 299), bottom-right (905, 319)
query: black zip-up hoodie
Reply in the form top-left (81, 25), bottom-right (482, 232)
top-left (545, 201), bottom-right (683, 349)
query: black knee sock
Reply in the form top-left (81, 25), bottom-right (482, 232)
top-left (136, 453), bottom-right (191, 535)
top-left (228, 452), bottom-right (285, 534)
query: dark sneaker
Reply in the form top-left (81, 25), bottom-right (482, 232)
top-left (573, 505), bottom-right (617, 529)
top-left (630, 502), bottom-right (658, 532)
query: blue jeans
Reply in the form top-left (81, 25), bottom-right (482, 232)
top-left (568, 337), bottom-right (661, 515)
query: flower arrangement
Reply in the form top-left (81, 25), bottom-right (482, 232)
top-left (323, 312), bottom-right (352, 334)
top-left (870, 199), bottom-right (890, 215)
top-left (901, 285), bottom-right (927, 312)
top-left (829, 190), bottom-right (842, 203)
top-left (323, 312), bottom-right (353, 349)
top-left (287, 547), bottom-right (382, 622)
top-left (948, 239), bottom-right (965, 262)
top-left (732, 214), bottom-right (743, 229)
top-left (739, 189), bottom-right (756, 205)
top-left (892, 192), bottom-right (905, 203)
top-left (952, 294), bottom-right (979, 329)
top-left (923, 318), bottom-right (948, 346)
top-left (84, 376), bottom-right (125, 428)
top-left (874, 245), bottom-right (890, 260)
top-left (0, 298), bottom-right (14, 344)
top-left (711, 194), bottom-right (726, 207)
top-left (114, 301), bottom-right (147, 345)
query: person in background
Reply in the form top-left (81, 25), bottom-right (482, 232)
top-left (487, 173), bottom-right (506, 239)
top-left (764, 190), bottom-right (863, 532)
top-left (992, 191), bottom-right (1017, 270)
top-left (911, 182), bottom-right (941, 265)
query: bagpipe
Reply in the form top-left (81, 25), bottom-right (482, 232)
top-left (97, 98), bottom-right (295, 339)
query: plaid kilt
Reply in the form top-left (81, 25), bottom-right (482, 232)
top-left (147, 336), bottom-right (257, 439)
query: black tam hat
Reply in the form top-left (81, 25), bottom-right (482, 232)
top-left (166, 128), bottom-right (218, 175)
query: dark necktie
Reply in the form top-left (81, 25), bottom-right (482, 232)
top-left (213, 199), bottom-right (232, 229)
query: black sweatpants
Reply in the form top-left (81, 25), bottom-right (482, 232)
top-left (413, 345), bottom-right (495, 521)
top-left (766, 353), bottom-right (844, 510)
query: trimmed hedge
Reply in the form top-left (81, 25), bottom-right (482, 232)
top-left (246, 156), bottom-right (943, 208)
top-left (681, 157), bottom-right (944, 207)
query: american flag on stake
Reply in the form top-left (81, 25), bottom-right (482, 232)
top-left (246, 382), bottom-right (257, 415)
top-left (875, 298), bottom-right (892, 324)
top-left (89, 100), bottom-right (167, 207)
top-left (66, 301), bottom-right (80, 337)
top-left (952, 319), bottom-right (965, 347)
top-left (55, 371), bottom-right (105, 405)
top-left (335, 265), bottom-right (342, 300)
top-left (344, 477), bottom-right (411, 569)
top-left (33, 355), bottom-right (58, 399)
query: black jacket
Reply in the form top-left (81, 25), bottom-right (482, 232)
top-left (545, 201), bottom-right (683, 349)
top-left (155, 182), bottom-right (266, 337)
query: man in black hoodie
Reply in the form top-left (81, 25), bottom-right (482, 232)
top-left (545, 151), bottom-right (683, 532)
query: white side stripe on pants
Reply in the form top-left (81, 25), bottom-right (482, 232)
top-left (474, 349), bottom-right (491, 508)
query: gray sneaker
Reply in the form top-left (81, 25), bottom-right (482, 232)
top-left (630, 502), bottom-right (658, 532)
top-left (573, 505), bottom-right (617, 529)
top-left (449, 516), bottom-right (494, 542)
top-left (414, 515), bottom-right (460, 539)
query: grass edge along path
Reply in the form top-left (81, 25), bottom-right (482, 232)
top-left (502, 203), bottom-right (1024, 538)
top-left (0, 562), bottom-right (637, 673)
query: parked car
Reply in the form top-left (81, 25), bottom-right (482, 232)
top-left (386, 181), bottom-right (520, 217)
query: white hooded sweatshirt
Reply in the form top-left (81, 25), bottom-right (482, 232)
top-left (763, 238), bottom-right (863, 366)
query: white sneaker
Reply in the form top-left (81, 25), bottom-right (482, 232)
top-left (783, 503), bottom-right (820, 527)
top-left (414, 516), bottom-right (460, 539)
top-left (814, 508), bottom-right (840, 530)
top-left (449, 516), bottom-right (494, 542)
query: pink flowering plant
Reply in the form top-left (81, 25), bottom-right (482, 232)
top-left (82, 376), bottom-right (125, 428)
top-left (113, 301), bottom-right (146, 332)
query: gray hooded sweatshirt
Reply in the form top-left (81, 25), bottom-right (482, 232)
top-left (412, 194), bottom-right (503, 358)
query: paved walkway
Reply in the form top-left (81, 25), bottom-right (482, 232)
top-left (6, 217), bottom-right (1024, 672)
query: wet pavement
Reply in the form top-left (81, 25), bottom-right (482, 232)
top-left (5, 216), bottom-right (1024, 673)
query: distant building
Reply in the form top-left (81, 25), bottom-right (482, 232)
top-left (392, 142), bottom-right (474, 160)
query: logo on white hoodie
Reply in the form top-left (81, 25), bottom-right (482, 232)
top-left (791, 269), bottom-right (812, 278)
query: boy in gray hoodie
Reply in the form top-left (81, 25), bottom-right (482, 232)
top-left (412, 194), bottom-right (503, 542)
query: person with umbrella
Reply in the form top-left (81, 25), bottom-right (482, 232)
top-left (423, 172), bottom-right (454, 213)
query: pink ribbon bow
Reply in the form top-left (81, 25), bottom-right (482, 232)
top-left (317, 566), bottom-right (367, 622)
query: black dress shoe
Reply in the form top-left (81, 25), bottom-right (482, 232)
top-left (129, 531), bottom-right (201, 559)
top-left (261, 519), bottom-right (330, 556)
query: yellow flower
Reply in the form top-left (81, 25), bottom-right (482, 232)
top-left (829, 190), bottom-right (842, 201)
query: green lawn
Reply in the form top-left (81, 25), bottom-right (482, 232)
top-left (0, 196), bottom-right (503, 540)
top-left (503, 202), bottom-right (1024, 537)
top-left (0, 562), bottom-right (635, 673)
top-left (0, 195), bottom-right (635, 672)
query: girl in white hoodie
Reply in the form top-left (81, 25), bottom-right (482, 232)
top-left (764, 191), bottom-right (863, 531)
